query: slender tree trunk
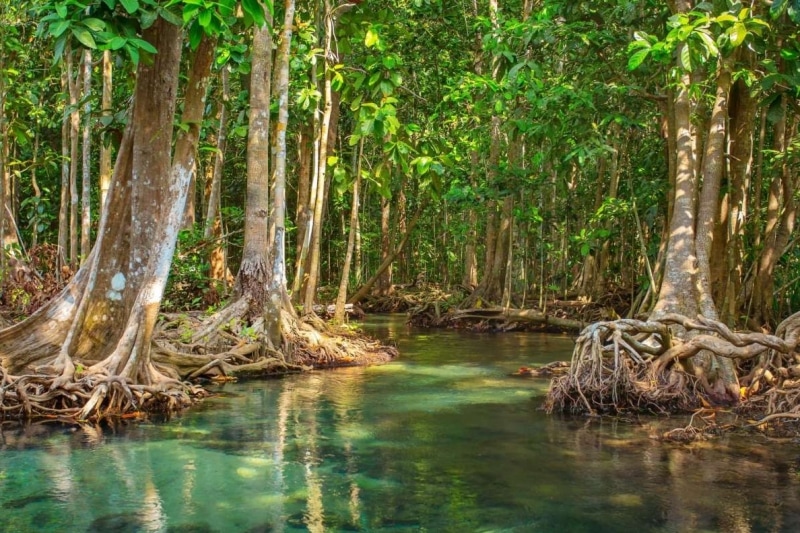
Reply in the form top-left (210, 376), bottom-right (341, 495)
top-left (334, 138), bottom-right (363, 323)
top-left (295, 124), bottom-right (313, 261)
top-left (30, 132), bottom-right (41, 249)
top-left (236, 11), bottom-right (273, 312)
top-left (303, 1), bottom-right (335, 314)
top-left (58, 65), bottom-right (70, 270)
top-left (99, 50), bottom-right (113, 214)
top-left (652, 46), bottom-right (698, 320)
top-left (205, 68), bottom-right (230, 290)
top-left (0, 45), bottom-right (5, 270)
top-left (397, 176), bottom-right (407, 281)
top-left (203, 69), bottom-right (229, 240)
top-left (80, 49), bottom-right (92, 262)
top-left (753, 106), bottom-right (798, 326)
top-left (723, 71), bottom-right (756, 323)
top-left (696, 58), bottom-right (731, 319)
top-left (377, 196), bottom-right (392, 295)
top-left (265, 0), bottom-right (297, 347)
top-left (68, 47), bottom-right (80, 268)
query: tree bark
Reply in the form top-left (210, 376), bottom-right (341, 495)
top-left (68, 47), bottom-right (80, 268)
top-left (0, 19), bottom-right (193, 418)
top-left (99, 50), bottom-right (113, 214)
top-left (334, 138), bottom-right (363, 323)
top-left (236, 11), bottom-right (273, 313)
top-left (265, 0), bottom-right (297, 347)
top-left (80, 49), bottom-right (92, 263)
top-left (303, 0), bottom-right (335, 314)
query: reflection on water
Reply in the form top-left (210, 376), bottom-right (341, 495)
top-left (2, 315), bottom-right (800, 532)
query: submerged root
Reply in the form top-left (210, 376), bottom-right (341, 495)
top-left (545, 312), bottom-right (800, 435)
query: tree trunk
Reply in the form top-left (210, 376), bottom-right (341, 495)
top-left (696, 58), bottom-right (731, 319)
top-left (652, 49), bottom-right (697, 320)
top-left (377, 195), bottom-right (392, 295)
top-left (295, 123), bottom-right (313, 262)
top-left (0, 19), bottom-right (198, 419)
top-left (80, 49), bottom-right (92, 263)
top-left (99, 50), bottom-right (113, 214)
top-left (722, 63), bottom-right (756, 324)
top-left (58, 65), bottom-right (70, 271)
top-left (236, 11), bottom-right (273, 314)
top-left (265, 0), bottom-right (297, 347)
top-left (68, 47), bottom-right (80, 268)
top-left (204, 68), bottom-right (230, 291)
top-left (302, 1), bottom-right (335, 314)
top-left (0, 43), bottom-right (5, 270)
top-left (334, 138), bottom-right (363, 323)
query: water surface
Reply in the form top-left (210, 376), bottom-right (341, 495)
top-left (1, 315), bottom-right (800, 532)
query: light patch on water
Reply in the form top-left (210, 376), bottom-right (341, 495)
top-left (255, 493), bottom-right (285, 506)
top-left (337, 425), bottom-right (374, 441)
top-left (389, 364), bottom-right (490, 380)
top-left (235, 467), bottom-right (260, 479)
top-left (609, 493), bottom-right (643, 507)
top-left (241, 456), bottom-right (273, 467)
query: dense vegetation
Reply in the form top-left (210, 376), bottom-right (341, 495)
top-left (0, 0), bottom-right (799, 426)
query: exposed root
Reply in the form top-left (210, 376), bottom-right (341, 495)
top-left (545, 311), bottom-right (800, 435)
top-left (0, 365), bottom-right (206, 423)
top-left (514, 361), bottom-right (571, 378)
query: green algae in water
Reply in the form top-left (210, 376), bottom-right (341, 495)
top-left (2, 316), bottom-right (800, 532)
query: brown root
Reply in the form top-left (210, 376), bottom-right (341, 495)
top-left (545, 311), bottom-right (800, 435)
top-left (0, 364), bottom-right (206, 423)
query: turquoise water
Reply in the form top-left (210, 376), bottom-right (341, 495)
top-left (2, 315), bottom-right (800, 532)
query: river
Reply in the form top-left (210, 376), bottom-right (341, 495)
top-left (1, 315), bottom-right (800, 532)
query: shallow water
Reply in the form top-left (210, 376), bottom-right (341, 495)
top-left (2, 315), bottom-right (800, 532)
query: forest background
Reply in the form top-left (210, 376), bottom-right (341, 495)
top-left (0, 0), bottom-right (799, 421)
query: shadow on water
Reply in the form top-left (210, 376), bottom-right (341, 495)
top-left (1, 314), bottom-right (800, 532)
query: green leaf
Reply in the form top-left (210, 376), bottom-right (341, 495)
top-left (695, 30), bottom-right (718, 57)
top-left (56, 3), bottom-right (67, 17)
top-left (126, 43), bottom-right (140, 66)
top-left (109, 36), bottom-right (127, 50)
top-left (188, 22), bottom-right (204, 50)
top-left (53, 35), bottom-right (67, 63)
top-left (628, 49), bottom-right (650, 70)
top-left (770, 0), bottom-right (787, 18)
top-left (129, 37), bottom-right (157, 54)
top-left (140, 10), bottom-right (158, 29)
top-left (119, 0), bottom-right (139, 14)
top-left (83, 18), bottom-right (105, 32)
top-left (679, 44), bottom-right (692, 71)
top-left (715, 13), bottom-right (737, 23)
top-left (50, 20), bottom-right (70, 38)
top-left (72, 27), bottom-right (97, 49)
top-left (241, 0), bottom-right (266, 27)
top-left (158, 7), bottom-right (183, 26)
top-left (365, 29), bottom-right (379, 48)
top-left (728, 23), bottom-right (747, 47)
top-left (198, 10), bottom-right (212, 28)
